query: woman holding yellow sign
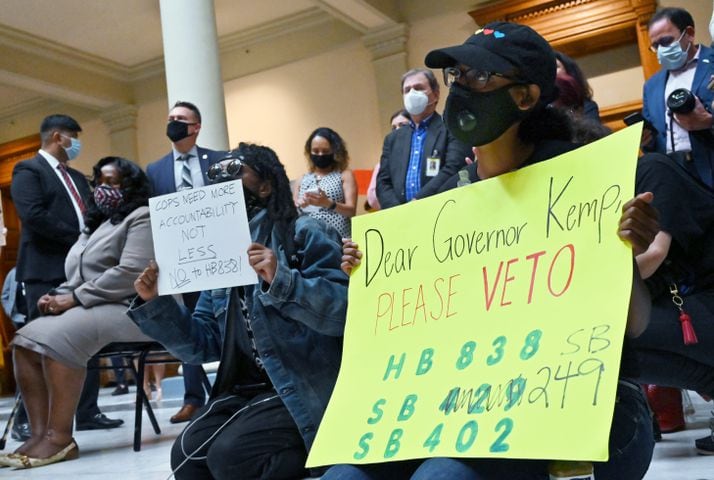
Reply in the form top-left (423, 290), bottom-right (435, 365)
top-left (331, 21), bottom-right (659, 480)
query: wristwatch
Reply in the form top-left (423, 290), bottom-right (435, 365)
top-left (328, 201), bottom-right (337, 210)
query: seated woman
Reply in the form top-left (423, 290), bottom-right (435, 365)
top-left (332, 22), bottom-right (658, 480)
top-left (293, 127), bottom-right (357, 237)
top-left (3, 157), bottom-right (155, 468)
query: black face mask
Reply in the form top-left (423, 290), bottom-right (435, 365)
top-left (166, 120), bottom-right (192, 142)
top-left (243, 186), bottom-right (265, 220)
top-left (310, 153), bottom-right (335, 169)
top-left (444, 83), bottom-right (528, 147)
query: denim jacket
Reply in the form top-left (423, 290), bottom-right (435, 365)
top-left (128, 210), bottom-right (348, 449)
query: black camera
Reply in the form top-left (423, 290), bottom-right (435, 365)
top-left (666, 88), bottom-right (696, 114)
top-left (207, 155), bottom-right (243, 184)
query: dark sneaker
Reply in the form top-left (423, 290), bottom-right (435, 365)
top-left (695, 434), bottom-right (714, 455)
top-left (111, 384), bottom-right (129, 396)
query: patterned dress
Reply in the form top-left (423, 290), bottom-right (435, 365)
top-left (297, 171), bottom-right (350, 237)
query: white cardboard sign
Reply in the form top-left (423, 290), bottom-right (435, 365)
top-left (149, 179), bottom-right (257, 294)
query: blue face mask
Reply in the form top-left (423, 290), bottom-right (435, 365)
top-left (657, 31), bottom-right (690, 71)
top-left (61, 135), bottom-right (82, 161)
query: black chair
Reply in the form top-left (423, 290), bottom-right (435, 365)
top-left (91, 342), bottom-right (181, 451)
top-left (0, 342), bottom-right (212, 452)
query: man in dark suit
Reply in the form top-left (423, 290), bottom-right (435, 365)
top-left (642, 7), bottom-right (714, 188)
top-left (146, 101), bottom-right (224, 423)
top-left (11, 114), bottom-right (123, 439)
top-left (147, 101), bottom-right (224, 195)
top-left (377, 68), bottom-right (472, 209)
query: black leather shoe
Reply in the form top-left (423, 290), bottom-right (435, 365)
top-left (11, 422), bottom-right (31, 441)
top-left (75, 413), bottom-right (124, 431)
top-left (111, 384), bottom-right (129, 396)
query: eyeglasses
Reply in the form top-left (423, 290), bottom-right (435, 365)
top-left (207, 156), bottom-right (243, 182)
top-left (649, 30), bottom-right (686, 52)
top-left (443, 66), bottom-right (517, 89)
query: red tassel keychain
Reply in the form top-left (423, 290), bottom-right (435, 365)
top-left (670, 283), bottom-right (698, 345)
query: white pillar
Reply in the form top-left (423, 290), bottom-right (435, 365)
top-left (159, 0), bottom-right (229, 150)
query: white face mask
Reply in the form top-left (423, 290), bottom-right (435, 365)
top-left (403, 89), bottom-right (429, 116)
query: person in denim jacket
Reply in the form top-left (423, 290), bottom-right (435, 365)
top-left (128, 143), bottom-right (348, 480)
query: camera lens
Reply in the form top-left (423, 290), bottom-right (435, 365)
top-left (226, 159), bottom-right (242, 177)
top-left (667, 88), bottom-right (696, 114)
top-left (207, 163), bottom-right (222, 180)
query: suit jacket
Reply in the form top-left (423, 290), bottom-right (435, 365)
top-left (146, 146), bottom-right (225, 196)
top-left (643, 45), bottom-right (714, 187)
top-left (62, 206), bottom-right (153, 307)
top-left (376, 113), bottom-right (472, 209)
top-left (11, 154), bottom-right (91, 283)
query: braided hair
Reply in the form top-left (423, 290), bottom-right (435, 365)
top-left (234, 141), bottom-right (298, 226)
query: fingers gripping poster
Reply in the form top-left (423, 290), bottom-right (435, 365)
top-left (308, 125), bottom-right (643, 467)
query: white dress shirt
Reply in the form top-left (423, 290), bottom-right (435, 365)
top-left (38, 149), bottom-right (85, 230)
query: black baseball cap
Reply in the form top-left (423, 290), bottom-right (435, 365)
top-left (425, 21), bottom-right (556, 101)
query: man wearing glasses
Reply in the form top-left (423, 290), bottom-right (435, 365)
top-left (376, 68), bottom-right (472, 209)
top-left (642, 7), bottom-right (714, 188)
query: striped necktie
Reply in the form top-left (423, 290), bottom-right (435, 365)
top-left (57, 163), bottom-right (86, 213)
top-left (178, 154), bottom-right (194, 190)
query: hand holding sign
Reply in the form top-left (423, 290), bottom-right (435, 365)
top-left (617, 192), bottom-right (658, 256)
top-left (341, 238), bottom-right (362, 275)
top-left (135, 260), bottom-right (159, 301)
top-left (247, 243), bottom-right (278, 285)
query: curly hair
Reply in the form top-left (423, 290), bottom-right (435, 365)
top-left (83, 157), bottom-right (152, 234)
top-left (303, 127), bottom-right (350, 173)
top-left (234, 142), bottom-right (298, 226)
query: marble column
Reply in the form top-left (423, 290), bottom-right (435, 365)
top-left (159, 0), bottom-right (229, 150)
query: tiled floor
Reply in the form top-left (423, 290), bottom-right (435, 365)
top-left (0, 387), bottom-right (712, 479)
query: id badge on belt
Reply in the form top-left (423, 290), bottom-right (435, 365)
top-left (425, 149), bottom-right (440, 177)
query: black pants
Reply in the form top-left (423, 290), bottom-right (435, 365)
top-left (182, 291), bottom-right (207, 407)
top-left (170, 390), bottom-right (308, 480)
top-left (632, 291), bottom-right (714, 397)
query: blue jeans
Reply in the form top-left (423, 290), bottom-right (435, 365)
top-left (322, 381), bottom-right (654, 480)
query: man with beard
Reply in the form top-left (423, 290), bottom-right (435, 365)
top-left (129, 143), bottom-right (348, 479)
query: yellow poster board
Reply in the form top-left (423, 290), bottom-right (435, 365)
top-left (307, 125), bottom-right (643, 467)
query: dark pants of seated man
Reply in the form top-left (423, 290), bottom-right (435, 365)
top-left (170, 390), bottom-right (308, 480)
